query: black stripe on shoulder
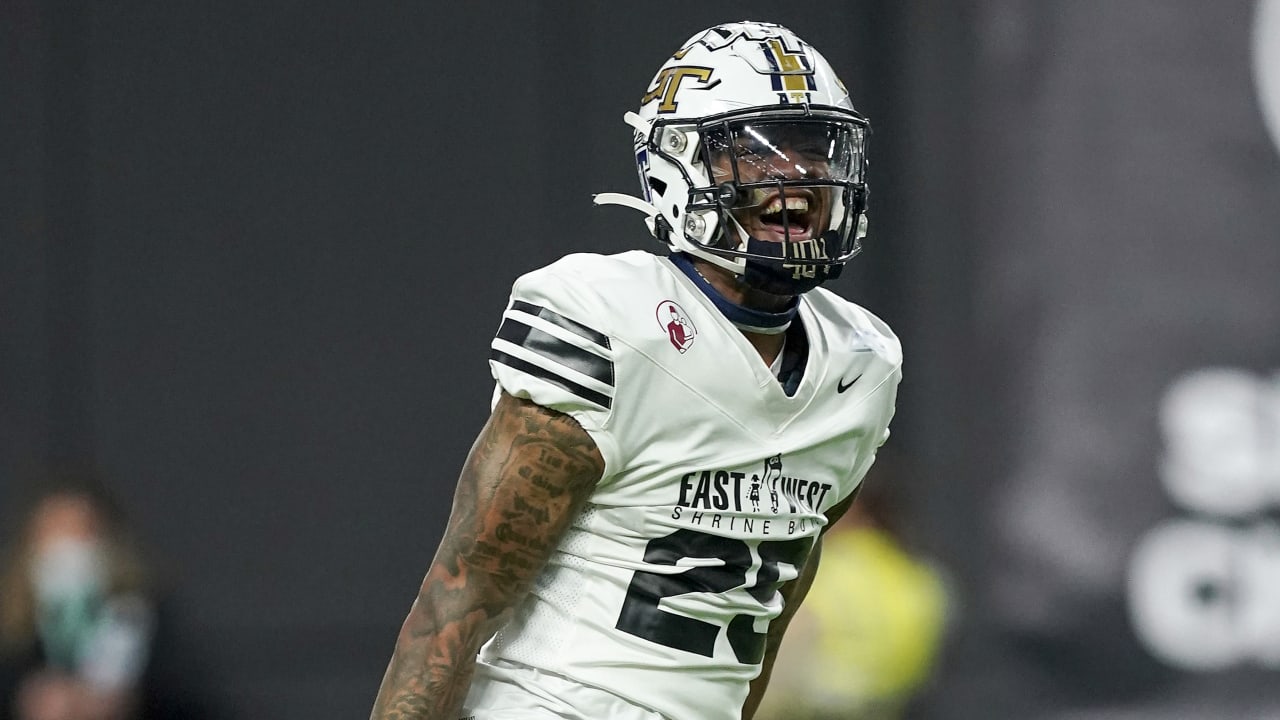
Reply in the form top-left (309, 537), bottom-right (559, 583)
top-left (490, 349), bottom-right (613, 410)
top-left (510, 300), bottom-right (610, 349)
top-left (495, 318), bottom-right (614, 387)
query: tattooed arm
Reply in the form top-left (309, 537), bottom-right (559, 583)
top-left (370, 392), bottom-right (605, 720)
top-left (741, 488), bottom-right (859, 720)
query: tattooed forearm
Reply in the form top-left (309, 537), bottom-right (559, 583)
top-left (370, 393), bottom-right (604, 720)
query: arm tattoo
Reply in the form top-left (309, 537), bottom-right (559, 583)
top-left (370, 393), bottom-right (605, 720)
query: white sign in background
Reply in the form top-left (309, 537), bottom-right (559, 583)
top-left (1129, 369), bottom-right (1280, 670)
top-left (1125, 2), bottom-right (1280, 673)
top-left (1255, 0), bottom-right (1280, 154)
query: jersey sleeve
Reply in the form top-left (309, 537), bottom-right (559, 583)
top-left (841, 309), bottom-right (904, 502)
top-left (488, 262), bottom-right (621, 471)
top-left (848, 364), bottom-right (901, 491)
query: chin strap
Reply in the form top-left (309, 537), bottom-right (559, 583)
top-left (592, 192), bottom-right (659, 218)
top-left (594, 192), bottom-right (665, 238)
top-left (593, 111), bottom-right (663, 230)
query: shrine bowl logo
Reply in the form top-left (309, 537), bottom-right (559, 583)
top-left (656, 300), bottom-right (696, 353)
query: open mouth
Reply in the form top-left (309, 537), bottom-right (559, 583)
top-left (754, 193), bottom-right (816, 241)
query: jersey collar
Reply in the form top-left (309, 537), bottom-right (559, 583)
top-left (668, 253), bottom-right (799, 335)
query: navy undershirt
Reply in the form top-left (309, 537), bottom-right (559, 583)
top-left (668, 253), bottom-right (808, 396)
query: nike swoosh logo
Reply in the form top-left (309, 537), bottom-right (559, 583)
top-left (837, 374), bottom-right (862, 393)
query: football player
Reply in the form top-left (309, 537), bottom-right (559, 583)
top-left (372, 20), bottom-right (901, 720)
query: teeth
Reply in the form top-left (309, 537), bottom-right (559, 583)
top-left (764, 196), bottom-right (809, 214)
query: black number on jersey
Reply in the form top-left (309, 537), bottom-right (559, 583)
top-left (725, 537), bottom-right (811, 663)
top-left (615, 529), bottom-right (812, 663)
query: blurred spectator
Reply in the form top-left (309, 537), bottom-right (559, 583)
top-left (756, 449), bottom-right (951, 720)
top-left (0, 468), bottom-right (158, 720)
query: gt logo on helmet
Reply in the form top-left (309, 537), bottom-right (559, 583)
top-left (641, 66), bottom-right (715, 114)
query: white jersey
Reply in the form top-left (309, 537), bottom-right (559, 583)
top-left (469, 251), bottom-right (901, 720)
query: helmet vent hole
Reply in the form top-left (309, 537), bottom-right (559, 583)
top-left (648, 178), bottom-right (667, 196)
top-left (671, 205), bottom-right (680, 218)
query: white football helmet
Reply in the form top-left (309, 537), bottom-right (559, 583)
top-left (595, 21), bottom-right (870, 295)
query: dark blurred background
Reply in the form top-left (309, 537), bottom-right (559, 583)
top-left (3, 1), bottom-right (1279, 718)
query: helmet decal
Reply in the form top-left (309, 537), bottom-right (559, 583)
top-left (760, 38), bottom-right (817, 104)
top-left (641, 66), bottom-right (716, 114)
top-left (634, 148), bottom-right (652, 202)
top-left (678, 22), bottom-right (786, 54)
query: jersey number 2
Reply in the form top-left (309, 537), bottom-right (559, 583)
top-left (615, 528), bottom-right (812, 664)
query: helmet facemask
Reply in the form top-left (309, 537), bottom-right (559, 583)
top-left (679, 108), bottom-right (869, 294)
